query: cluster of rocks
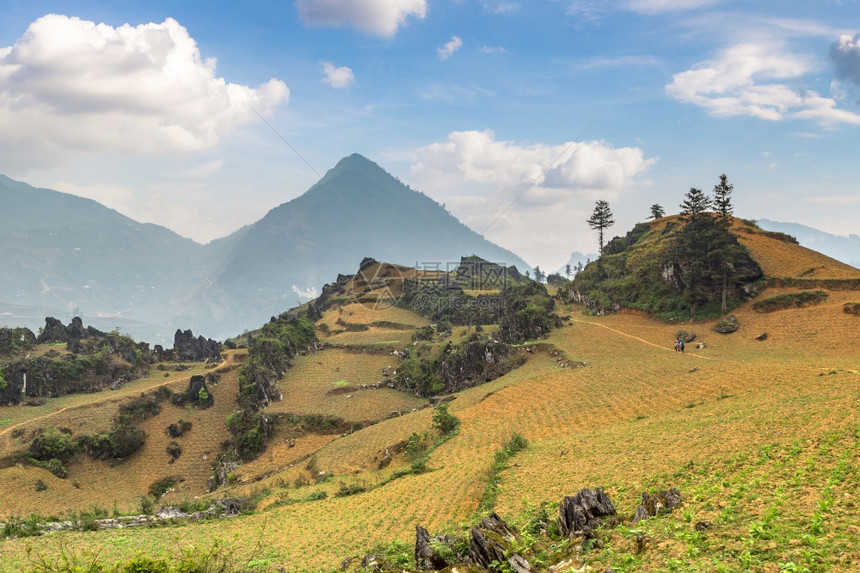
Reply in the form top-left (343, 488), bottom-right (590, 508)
top-left (632, 487), bottom-right (682, 523)
top-left (171, 329), bottom-right (222, 363)
top-left (345, 487), bottom-right (684, 573)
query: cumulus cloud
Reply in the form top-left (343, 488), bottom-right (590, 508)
top-left (666, 42), bottom-right (860, 126)
top-left (437, 36), bottom-right (463, 60)
top-left (295, 0), bottom-right (427, 37)
top-left (321, 62), bottom-right (355, 88)
top-left (831, 33), bottom-right (860, 85)
top-left (409, 131), bottom-right (655, 267)
top-left (0, 15), bottom-right (289, 171)
top-left (411, 130), bottom-right (655, 203)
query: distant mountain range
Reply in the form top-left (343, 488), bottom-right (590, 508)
top-left (0, 155), bottom-right (529, 341)
top-left (757, 219), bottom-right (860, 268)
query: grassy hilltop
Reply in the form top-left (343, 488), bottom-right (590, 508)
top-left (0, 225), bottom-right (858, 572)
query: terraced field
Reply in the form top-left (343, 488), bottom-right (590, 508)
top-left (3, 282), bottom-right (855, 571)
top-left (1, 240), bottom-right (857, 572)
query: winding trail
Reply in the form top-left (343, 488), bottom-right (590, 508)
top-left (570, 317), bottom-right (715, 360)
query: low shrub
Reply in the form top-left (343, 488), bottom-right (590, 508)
top-left (335, 481), bottom-right (367, 497)
top-left (432, 404), bottom-right (460, 436)
top-left (149, 476), bottom-right (179, 499)
top-left (753, 290), bottom-right (828, 313)
top-left (843, 302), bottom-right (860, 316)
top-left (28, 427), bottom-right (79, 464)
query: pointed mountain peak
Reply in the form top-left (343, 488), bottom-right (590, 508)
top-left (327, 153), bottom-right (386, 178)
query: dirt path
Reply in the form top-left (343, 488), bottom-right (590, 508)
top-left (570, 318), bottom-right (715, 360)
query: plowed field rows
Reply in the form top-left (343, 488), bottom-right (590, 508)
top-left (2, 275), bottom-right (858, 571)
top-left (266, 350), bottom-right (425, 422)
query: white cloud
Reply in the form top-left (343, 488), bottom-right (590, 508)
top-left (321, 62), bottom-right (355, 88)
top-left (830, 33), bottom-right (860, 85)
top-left (292, 284), bottom-right (319, 299)
top-left (437, 36), bottom-right (463, 60)
top-left (410, 131), bottom-right (656, 264)
top-left (409, 129), bottom-right (655, 257)
top-left (295, 0), bottom-right (427, 37)
top-left (479, 45), bottom-right (507, 54)
top-left (481, 1), bottom-right (519, 14)
top-left (624, 0), bottom-right (720, 13)
top-left (412, 131), bottom-right (654, 197)
top-left (666, 42), bottom-right (860, 126)
top-left (578, 54), bottom-right (662, 70)
top-left (0, 15), bottom-right (289, 172)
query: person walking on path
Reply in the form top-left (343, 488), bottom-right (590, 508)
top-left (674, 338), bottom-right (680, 352)
top-left (680, 338), bottom-right (685, 353)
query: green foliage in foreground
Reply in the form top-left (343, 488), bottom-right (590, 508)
top-left (475, 433), bottom-right (529, 517)
top-left (24, 537), bottom-right (272, 573)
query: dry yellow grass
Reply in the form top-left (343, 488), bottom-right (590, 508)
top-left (733, 224), bottom-right (860, 279)
top-left (266, 350), bottom-right (426, 423)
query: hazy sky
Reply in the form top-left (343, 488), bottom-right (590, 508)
top-left (1, 0), bottom-right (859, 270)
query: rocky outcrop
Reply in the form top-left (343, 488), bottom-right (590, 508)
top-left (173, 329), bottom-right (221, 362)
top-left (633, 488), bottom-right (682, 523)
top-left (0, 326), bottom-right (36, 355)
top-left (438, 334), bottom-right (524, 394)
top-left (170, 375), bottom-right (215, 409)
top-left (453, 256), bottom-right (525, 290)
top-left (36, 317), bottom-right (104, 344)
top-left (557, 488), bottom-right (618, 541)
top-left (469, 513), bottom-right (532, 573)
top-left (415, 525), bottom-right (460, 570)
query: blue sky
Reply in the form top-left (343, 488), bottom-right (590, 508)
top-left (1, 0), bottom-right (858, 271)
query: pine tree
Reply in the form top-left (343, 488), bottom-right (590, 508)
top-left (586, 200), bottom-right (615, 255)
top-left (712, 173), bottom-right (734, 221)
top-left (649, 204), bottom-right (665, 220)
top-left (564, 264), bottom-right (572, 279)
top-left (680, 188), bottom-right (711, 222)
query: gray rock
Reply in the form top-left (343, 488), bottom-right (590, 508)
top-left (557, 488), bottom-right (617, 540)
top-left (633, 488), bottom-right (682, 523)
top-left (415, 525), bottom-right (459, 570)
top-left (469, 513), bottom-right (531, 572)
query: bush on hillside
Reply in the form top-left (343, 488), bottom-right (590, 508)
top-left (843, 302), bottom-right (860, 316)
top-left (29, 427), bottom-right (79, 463)
top-left (432, 404), bottom-right (460, 435)
top-left (752, 291), bottom-right (828, 313)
